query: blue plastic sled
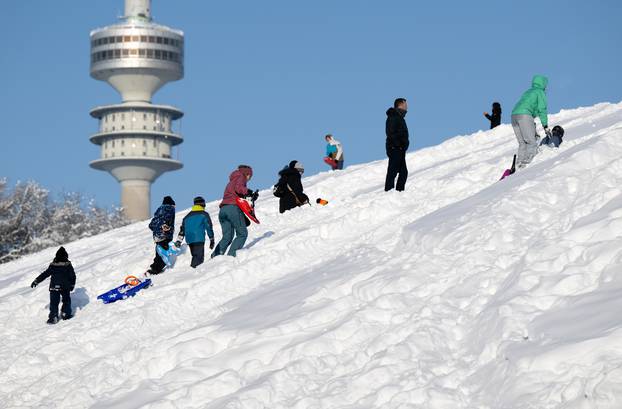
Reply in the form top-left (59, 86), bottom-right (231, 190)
top-left (97, 278), bottom-right (152, 304)
top-left (157, 241), bottom-right (181, 267)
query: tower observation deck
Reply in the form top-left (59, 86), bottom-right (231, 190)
top-left (89, 0), bottom-right (184, 221)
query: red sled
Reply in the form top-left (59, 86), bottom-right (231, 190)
top-left (323, 157), bottom-right (338, 169)
top-left (236, 197), bottom-right (260, 225)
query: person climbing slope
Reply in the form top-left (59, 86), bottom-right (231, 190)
top-left (484, 102), bottom-right (502, 129)
top-left (276, 160), bottom-right (309, 213)
top-left (511, 75), bottom-right (549, 168)
top-left (175, 196), bottom-right (214, 268)
top-left (324, 134), bottom-right (345, 170)
top-left (211, 165), bottom-right (257, 258)
top-left (31, 246), bottom-right (76, 324)
top-left (146, 196), bottom-right (176, 275)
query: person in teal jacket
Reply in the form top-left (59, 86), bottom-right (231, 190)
top-left (511, 75), bottom-right (550, 168)
top-left (175, 196), bottom-right (215, 268)
top-left (324, 134), bottom-right (344, 170)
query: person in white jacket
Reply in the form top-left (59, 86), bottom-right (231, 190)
top-left (324, 134), bottom-right (345, 170)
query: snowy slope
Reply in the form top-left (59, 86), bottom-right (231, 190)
top-left (2, 102), bottom-right (622, 409)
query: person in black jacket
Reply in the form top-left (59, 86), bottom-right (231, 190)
top-left (31, 246), bottom-right (76, 324)
top-left (277, 161), bottom-right (309, 213)
top-left (385, 98), bottom-right (410, 192)
top-left (484, 102), bottom-right (502, 129)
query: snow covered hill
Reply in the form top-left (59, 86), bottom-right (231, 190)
top-left (2, 102), bottom-right (622, 409)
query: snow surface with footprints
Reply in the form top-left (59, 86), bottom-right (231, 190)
top-left (2, 102), bottom-right (622, 408)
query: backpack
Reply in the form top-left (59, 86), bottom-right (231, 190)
top-left (273, 180), bottom-right (286, 198)
top-left (273, 165), bottom-right (290, 198)
top-left (148, 204), bottom-right (175, 241)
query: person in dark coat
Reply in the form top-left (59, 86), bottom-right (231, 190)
top-left (385, 98), bottom-right (410, 192)
top-left (277, 161), bottom-right (309, 213)
top-left (31, 246), bottom-right (76, 324)
top-left (175, 196), bottom-right (215, 268)
top-left (484, 102), bottom-right (502, 129)
top-left (147, 196), bottom-right (176, 275)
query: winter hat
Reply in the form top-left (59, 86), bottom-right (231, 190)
top-left (54, 246), bottom-right (68, 262)
top-left (492, 102), bottom-right (501, 113)
top-left (193, 196), bottom-right (206, 207)
top-left (238, 165), bottom-right (253, 178)
top-left (162, 196), bottom-right (175, 206)
top-left (552, 125), bottom-right (564, 138)
top-left (293, 161), bottom-right (305, 172)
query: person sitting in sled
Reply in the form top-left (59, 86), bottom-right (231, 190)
top-left (276, 160), bottom-right (309, 214)
top-left (211, 165), bottom-right (257, 258)
top-left (175, 196), bottom-right (215, 268)
top-left (540, 125), bottom-right (564, 148)
top-left (146, 196), bottom-right (176, 275)
top-left (324, 134), bottom-right (345, 170)
top-left (31, 246), bottom-right (76, 324)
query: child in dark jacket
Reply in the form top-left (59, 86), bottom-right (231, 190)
top-left (31, 246), bottom-right (76, 324)
top-left (147, 196), bottom-right (176, 275)
top-left (175, 196), bottom-right (215, 268)
top-left (484, 102), bottom-right (502, 129)
top-left (540, 125), bottom-right (564, 148)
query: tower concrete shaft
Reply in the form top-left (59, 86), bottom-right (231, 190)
top-left (89, 0), bottom-right (185, 221)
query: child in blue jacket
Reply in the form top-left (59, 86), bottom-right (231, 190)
top-left (175, 196), bottom-right (215, 268)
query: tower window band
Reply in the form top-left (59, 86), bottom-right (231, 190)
top-left (93, 35), bottom-right (182, 48)
top-left (91, 49), bottom-right (181, 63)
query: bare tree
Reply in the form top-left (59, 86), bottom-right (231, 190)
top-left (0, 180), bottom-right (129, 264)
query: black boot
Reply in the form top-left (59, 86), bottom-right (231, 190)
top-left (47, 316), bottom-right (59, 325)
top-left (61, 312), bottom-right (74, 320)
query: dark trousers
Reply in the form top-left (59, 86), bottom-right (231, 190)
top-left (335, 160), bottom-right (344, 170)
top-left (189, 242), bottom-right (205, 268)
top-left (150, 241), bottom-right (169, 274)
top-left (385, 148), bottom-right (408, 191)
top-left (49, 290), bottom-right (71, 319)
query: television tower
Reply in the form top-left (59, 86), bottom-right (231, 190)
top-left (89, 0), bottom-right (184, 220)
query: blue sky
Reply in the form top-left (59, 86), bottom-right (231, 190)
top-left (2, 0), bottom-right (621, 211)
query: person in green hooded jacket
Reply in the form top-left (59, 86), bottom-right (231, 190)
top-left (511, 75), bottom-right (550, 168)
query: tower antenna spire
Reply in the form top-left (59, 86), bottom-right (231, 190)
top-left (124, 0), bottom-right (152, 22)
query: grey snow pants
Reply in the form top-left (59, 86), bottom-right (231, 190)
top-left (511, 114), bottom-right (539, 167)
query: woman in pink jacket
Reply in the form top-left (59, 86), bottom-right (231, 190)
top-left (211, 165), bottom-right (256, 257)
